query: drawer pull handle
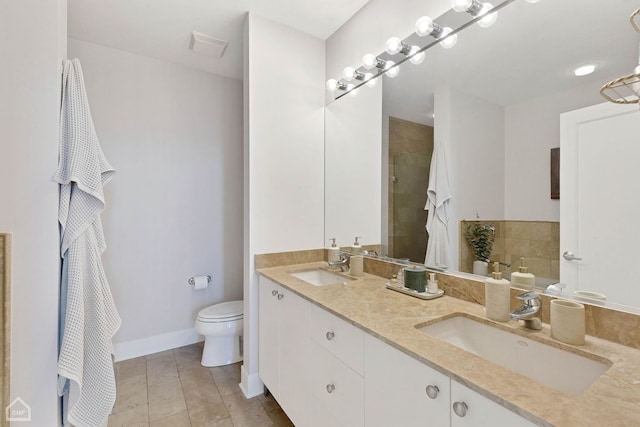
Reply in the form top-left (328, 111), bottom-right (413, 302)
top-left (425, 385), bottom-right (439, 399)
top-left (271, 290), bottom-right (278, 296)
top-left (453, 401), bottom-right (468, 417)
top-left (277, 293), bottom-right (284, 300)
top-left (326, 331), bottom-right (335, 341)
top-left (326, 384), bottom-right (335, 393)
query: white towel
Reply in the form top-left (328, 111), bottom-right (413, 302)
top-left (54, 58), bottom-right (121, 427)
top-left (424, 140), bottom-right (453, 268)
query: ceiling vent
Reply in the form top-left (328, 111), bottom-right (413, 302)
top-left (189, 31), bottom-right (228, 58)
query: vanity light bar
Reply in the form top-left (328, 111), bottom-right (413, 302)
top-left (327, 0), bottom-right (522, 100)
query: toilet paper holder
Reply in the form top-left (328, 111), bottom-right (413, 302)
top-left (188, 275), bottom-right (212, 286)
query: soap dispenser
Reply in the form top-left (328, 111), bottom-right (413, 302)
top-left (510, 257), bottom-right (536, 288)
top-left (351, 236), bottom-right (363, 254)
top-left (485, 262), bottom-right (511, 322)
top-left (327, 238), bottom-right (340, 263)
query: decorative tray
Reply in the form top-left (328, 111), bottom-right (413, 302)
top-left (385, 283), bottom-right (445, 300)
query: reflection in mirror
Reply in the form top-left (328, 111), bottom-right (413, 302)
top-left (325, 0), bottom-right (640, 311)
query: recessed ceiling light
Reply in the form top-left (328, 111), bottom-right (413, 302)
top-left (573, 64), bottom-right (598, 77)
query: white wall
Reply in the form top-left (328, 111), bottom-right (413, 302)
top-left (436, 87), bottom-right (505, 269)
top-left (243, 13), bottom-right (325, 397)
top-left (325, 85), bottom-right (383, 247)
top-left (504, 80), bottom-right (603, 221)
top-left (68, 39), bottom-right (244, 360)
top-left (0, 0), bottom-right (66, 425)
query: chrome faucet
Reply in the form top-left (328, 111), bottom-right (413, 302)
top-left (510, 291), bottom-right (542, 330)
top-left (328, 252), bottom-right (350, 272)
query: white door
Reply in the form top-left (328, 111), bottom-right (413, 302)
top-left (560, 102), bottom-right (640, 307)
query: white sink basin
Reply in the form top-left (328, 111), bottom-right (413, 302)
top-left (289, 269), bottom-right (352, 286)
top-left (418, 315), bottom-right (610, 395)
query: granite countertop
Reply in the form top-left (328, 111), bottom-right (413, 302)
top-left (257, 261), bottom-right (640, 427)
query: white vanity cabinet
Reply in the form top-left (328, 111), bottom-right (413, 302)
top-left (450, 380), bottom-right (536, 427)
top-left (365, 334), bottom-right (537, 427)
top-left (308, 302), bottom-right (364, 427)
top-left (258, 277), bottom-right (310, 427)
top-left (258, 275), bottom-right (538, 427)
top-left (364, 334), bottom-right (451, 426)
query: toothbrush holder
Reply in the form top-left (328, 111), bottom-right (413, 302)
top-left (550, 299), bottom-right (585, 345)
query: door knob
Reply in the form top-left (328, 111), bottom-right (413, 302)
top-left (271, 290), bottom-right (278, 296)
top-left (563, 251), bottom-right (583, 261)
top-left (425, 385), bottom-right (439, 399)
top-left (453, 401), bottom-right (468, 417)
top-left (277, 293), bottom-right (284, 300)
top-left (326, 384), bottom-right (335, 393)
top-left (326, 331), bottom-right (335, 340)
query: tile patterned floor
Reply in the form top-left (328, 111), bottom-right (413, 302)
top-left (108, 343), bottom-right (294, 427)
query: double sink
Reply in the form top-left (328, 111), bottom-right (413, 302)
top-left (288, 268), bottom-right (611, 396)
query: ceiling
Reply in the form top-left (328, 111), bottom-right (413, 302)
top-left (68, 0), bottom-right (371, 80)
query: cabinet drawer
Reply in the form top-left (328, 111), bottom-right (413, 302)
top-left (309, 341), bottom-right (364, 427)
top-left (309, 303), bottom-right (364, 375)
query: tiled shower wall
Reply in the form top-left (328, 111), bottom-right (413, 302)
top-left (459, 220), bottom-right (560, 280)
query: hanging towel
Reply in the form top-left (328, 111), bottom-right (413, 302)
top-left (424, 140), bottom-right (453, 268)
top-left (54, 58), bottom-right (121, 427)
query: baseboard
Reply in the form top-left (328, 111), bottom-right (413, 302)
top-left (113, 328), bottom-right (202, 362)
top-left (239, 365), bottom-right (264, 398)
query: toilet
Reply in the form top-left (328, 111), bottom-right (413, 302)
top-left (194, 300), bottom-right (244, 367)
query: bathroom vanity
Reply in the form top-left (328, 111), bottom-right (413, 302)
top-left (257, 259), bottom-right (640, 427)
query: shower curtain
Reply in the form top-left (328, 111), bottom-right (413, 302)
top-left (54, 58), bottom-right (121, 427)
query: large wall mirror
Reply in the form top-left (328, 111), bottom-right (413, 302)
top-left (325, 0), bottom-right (640, 312)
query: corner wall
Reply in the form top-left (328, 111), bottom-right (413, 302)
top-left (243, 13), bottom-right (325, 397)
top-left (0, 0), bottom-right (67, 424)
top-left (68, 39), bottom-right (244, 360)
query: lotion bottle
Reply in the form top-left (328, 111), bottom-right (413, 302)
top-left (427, 273), bottom-right (439, 294)
top-left (327, 238), bottom-right (340, 263)
top-left (351, 236), bottom-right (363, 254)
top-left (485, 262), bottom-right (511, 322)
top-left (510, 257), bottom-right (536, 288)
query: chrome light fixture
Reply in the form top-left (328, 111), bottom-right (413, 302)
top-left (451, 0), bottom-right (498, 28)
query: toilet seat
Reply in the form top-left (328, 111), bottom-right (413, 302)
top-left (197, 300), bottom-right (243, 322)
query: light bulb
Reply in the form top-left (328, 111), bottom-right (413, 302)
top-left (349, 87), bottom-right (359, 97)
top-left (385, 61), bottom-right (399, 78)
top-left (477, 3), bottom-right (498, 28)
top-left (326, 79), bottom-right (338, 91)
top-left (386, 37), bottom-right (403, 55)
top-left (409, 46), bottom-right (425, 65)
top-left (362, 53), bottom-right (377, 70)
top-left (415, 16), bottom-right (434, 36)
top-left (343, 66), bottom-right (356, 81)
top-left (439, 27), bottom-right (458, 49)
top-left (451, 0), bottom-right (473, 12)
top-left (525, 0), bottom-right (541, 3)
top-left (364, 73), bottom-right (377, 88)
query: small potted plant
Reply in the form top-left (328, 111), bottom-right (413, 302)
top-left (463, 222), bottom-right (495, 276)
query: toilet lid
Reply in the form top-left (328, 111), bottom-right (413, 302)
top-left (197, 300), bottom-right (243, 321)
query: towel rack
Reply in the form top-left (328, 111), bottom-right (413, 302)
top-left (188, 276), bottom-right (211, 286)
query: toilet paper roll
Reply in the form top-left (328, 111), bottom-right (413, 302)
top-left (193, 276), bottom-right (209, 291)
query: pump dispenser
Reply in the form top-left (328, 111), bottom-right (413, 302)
top-left (351, 236), bottom-right (363, 254)
top-left (485, 262), bottom-right (511, 322)
top-left (510, 257), bottom-right (536, 288)
top-left (327, 238), bottom-right (340, 263)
